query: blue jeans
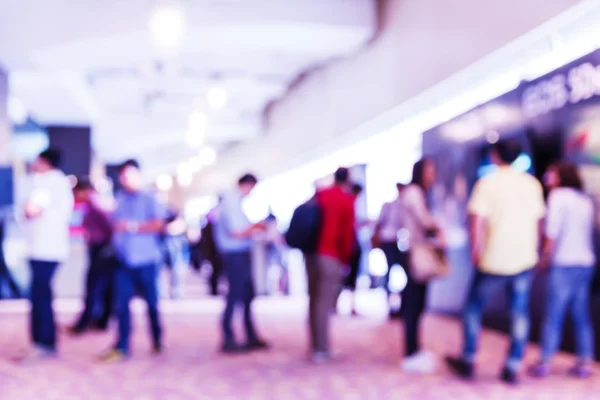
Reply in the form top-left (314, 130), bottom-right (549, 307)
top-left (541, 266), bottom-right (595, 363)
top-left (463, 269), bottom-right (533, 371)
top-left (165, 236), bottom-right (189, 298)
top-left (30, 260), bottom-right (59, 350)
top-left (221, 251), bottom-right (258, 344)
top-left (114, 264), bottom-right (162, 353)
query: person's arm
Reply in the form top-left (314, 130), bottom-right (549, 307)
top-left (469, 214), bottom-right (487, 267)
top-left (540, 191), bottom-right (560, 268)
top-left (114, 194), bottom-right (166, 234)
top-left (89, 200), bottom-right (114, 237)
top-left (467, 180), bottom-right (488, 267)
top-left (20, 179), bottom-right (43, 220)
top-left (341, 197), bottom-right (356, 264)
top-left (219, 195), bottom-right (263, 240)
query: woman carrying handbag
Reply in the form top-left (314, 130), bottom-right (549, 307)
top-left (400, 158), bottom-right (448, 373)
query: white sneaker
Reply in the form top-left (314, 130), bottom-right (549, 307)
top-left (401, 351), bottom-right (436, 374)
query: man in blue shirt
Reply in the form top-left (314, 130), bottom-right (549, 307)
top-left (215, 173), bottom-right (268, 353)
top-left (100, 159), bottom-right (166, 362)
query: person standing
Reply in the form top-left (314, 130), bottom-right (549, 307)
top-left (100, 159), bottom-right (166, 362)
top-left (68, 178), bottom-right (114, 334)
top-left (18, 149), bottom-right (73, 361)
top-left (400, 159), bottom-right (441, 373)
top-left (375, 183), bottom-right (407, 317)
top-left (529, 162), bottom-right (596, 379)
top-left (446, 140), bottom-right (546, 384)
top-left (201, 198), bottom-right (223, 296)
top-left (307, 167), bottom-right (355, 363)
top-left (163, 209), bottom-right (189, 299)
top-left (215, 174), bottom-right (268, 353)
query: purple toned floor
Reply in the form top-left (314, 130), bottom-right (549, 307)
top-left (0, 296), bottom-right (599, 400)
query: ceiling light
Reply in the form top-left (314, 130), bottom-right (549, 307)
top-left (189, 112), bottom-right (207, 131)
top-left (148, 2), bottom-right (186, 49)
top-left (199, 146), bottom-right (217, 165)
top-left (206, 86), bottom-right (228, 109)
top-left (188, 156), bottom-right (203, 173)
top-left (186, 129), bottom-right (204, 148)
top-left (7, 96), bottom-right (28, 125)
top-left (156, 174), bottom-right (173, 191)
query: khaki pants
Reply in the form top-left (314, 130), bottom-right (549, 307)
top-left (306, 254), bottom-right (342, 353)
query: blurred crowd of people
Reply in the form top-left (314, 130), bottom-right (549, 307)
top-left (1, 138), bottom-right (597, 385)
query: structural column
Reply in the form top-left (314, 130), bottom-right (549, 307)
top-left (0, 67), bottom-right (14, 207)
top-left (46, 125), bottom-right (91, 177)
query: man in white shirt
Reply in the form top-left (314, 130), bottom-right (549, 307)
top-left (19, 149), bottom-right (73, 360)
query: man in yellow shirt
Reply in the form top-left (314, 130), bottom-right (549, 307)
top-left (446, 140), bottom-right (545, 384)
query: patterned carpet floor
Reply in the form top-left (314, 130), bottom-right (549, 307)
top-left (0, 296), bottom-right (599, 400)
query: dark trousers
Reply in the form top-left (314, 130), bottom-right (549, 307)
top-left (75, 243), bottom-right (114, 330)
top-left (306, 254), bottom-right (342, 353)
top-left (30, 260), bottom-right (59, 350)
top-left (402, 253), bottom-right (428, 357)
top-left (114, 264), bottom-right (162, 353)
top-left (221, 251), bottom-right (258, 344)
top-left (209, 256), bottom-right (223, 296)
top-left (381, 242), bottom-right (404, 293)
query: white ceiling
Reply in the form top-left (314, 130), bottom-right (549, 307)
top-left (0, 0), bottom-right (377, 178)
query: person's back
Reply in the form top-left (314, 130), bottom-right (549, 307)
top-left (316, 185), bottom-right (355, 263)
top-left (306, 168), bottom-right (355, 363)
top-left (471, 167), bottom-right (545, 275)
top-left (547, 187), bottom-right (595, 267)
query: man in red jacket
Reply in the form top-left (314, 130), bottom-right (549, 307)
top-left (306, 167), bottom-right (355, 364)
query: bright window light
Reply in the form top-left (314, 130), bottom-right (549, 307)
top-left (156, 174), bottom-right (173, 191)
top-left (207, 86), bottom-right (228, 110)
top-left (148, 2), bottom-right (186, 49)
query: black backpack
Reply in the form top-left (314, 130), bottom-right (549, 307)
top-left (285, 198), bottom-right (322, 253)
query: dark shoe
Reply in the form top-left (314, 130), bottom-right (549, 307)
top-left (445, 356), bottom-right (474, 379)
top-left (389, 311), bottom-right (402, 320)
top-left (245, 339), bottom-right (270, 351)
top-left (221, 342), bottom-right (246, 354)
top-left (66, 325), bottom-right (86, 336)
top-left (568, 363), bottom-right (592, 379)
top-left (527, 362), bottom-right (550, 378)
top-left (500, 367), bottom-right (519, 385)
top-left (152, 343), bottom-right (163, 355)
top-left (91, 322), bottom-right (109, 332)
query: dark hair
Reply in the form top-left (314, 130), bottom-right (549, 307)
top-left (553, 162), bottom-right (583, 191)
top-left (117, 159), bottom-right (140, 174)
top-left (491, 139), bottom-right (521, 164)
top-left (38, 148), bottom-right (62, 169)
top-left (411, 158), bottom-right (433, 189)
top-left (334, 167), bottom-right (350, 184)
top-left (238, 173), bottom-right (258, 185)
top-left (351, 183), bottom-right (363, 196)
top-left (74, 176), bottom-right (93, 191)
